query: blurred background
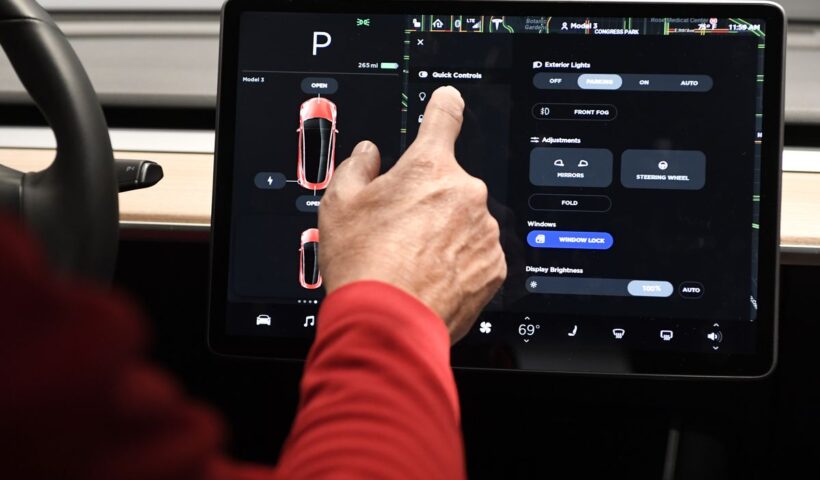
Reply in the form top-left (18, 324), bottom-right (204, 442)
top-left (1, 0), bottom-right (818, 134)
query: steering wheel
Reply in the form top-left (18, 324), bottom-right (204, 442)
top-left (0, 0), bottom-right (118, 281)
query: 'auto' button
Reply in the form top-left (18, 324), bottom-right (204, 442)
top-left (680, 281), bottom-right (705, 299)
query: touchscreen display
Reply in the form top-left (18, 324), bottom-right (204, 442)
top-left (212, 4), bottom-right (781, 376)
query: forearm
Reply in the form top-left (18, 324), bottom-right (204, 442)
top-left (274, 281), bottom-right (465, 480)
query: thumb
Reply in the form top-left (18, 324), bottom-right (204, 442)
top-left (414, 86), bottom-right (465, 154)
top-left (327, 141), bottom-right (381, 196)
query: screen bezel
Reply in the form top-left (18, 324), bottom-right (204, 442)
top-left (208, 0), bottom-right (784, 379)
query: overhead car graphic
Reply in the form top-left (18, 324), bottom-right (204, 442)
top-left (299, 228), bottom-right (322, 289)
top-left (297, 97), bottom-right (338, 191)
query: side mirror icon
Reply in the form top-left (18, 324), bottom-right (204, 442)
top-left (554, 159), bottom-right (565, 167)
top-left (578, 160), bottom-right (589, 168)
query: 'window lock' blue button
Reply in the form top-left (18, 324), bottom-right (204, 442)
top-left (527, 230), bottom-right (614, 250)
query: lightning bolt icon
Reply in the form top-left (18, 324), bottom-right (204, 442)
top-left (267, 176), bottom-right (273, 186)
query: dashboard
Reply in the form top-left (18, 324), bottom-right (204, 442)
top-left (207, 1), bottom-right (784, 377)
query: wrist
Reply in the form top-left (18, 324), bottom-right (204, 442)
top-left (319, 280), bottom-right (450, 343)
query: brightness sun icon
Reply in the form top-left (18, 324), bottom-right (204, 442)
top-left (529, 280), bottom-right (538, 289)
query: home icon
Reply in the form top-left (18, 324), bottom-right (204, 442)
top-left (432, 18), bottom-right (445, 29)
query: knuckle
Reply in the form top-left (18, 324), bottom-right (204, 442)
top-left (472, 178), bottom-right (489, 197)
top-left (495, 225), bottom-right (502, 243)
top-left (321, 186), bottom-right (340, 207)
top-left (496, 261), bottom-right (508, 284)
top-left (487, 216), bottom-right (501, 238)
top-left (463, 177), bottom-right (487, 202)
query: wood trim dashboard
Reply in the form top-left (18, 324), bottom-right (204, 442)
top-left (0, 148), bottom-right (212, 229)
top-left (1, 147), bottom-right (818, 262)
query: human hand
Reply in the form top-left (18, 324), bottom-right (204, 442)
top-left (319, 86), bottom-right (507, 343)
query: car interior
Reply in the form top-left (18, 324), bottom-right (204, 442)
top-left (1, 0), bottom-right (819, 478)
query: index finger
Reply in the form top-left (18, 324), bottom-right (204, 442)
top-left (415, 86), bottom-right (465, 153)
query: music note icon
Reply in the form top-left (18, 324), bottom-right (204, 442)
top-left (303, 315), bottom-right (316, 328)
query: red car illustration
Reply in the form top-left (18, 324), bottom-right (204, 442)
top-left (297, 97), bottom-right (338, 191)
top-left (299, 228), bottom-right (322, 289)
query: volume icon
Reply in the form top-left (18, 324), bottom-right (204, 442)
top-left (706, 331), bottom-right (722, 343)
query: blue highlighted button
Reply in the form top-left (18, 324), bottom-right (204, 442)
top-left (527, 230), bottom-right (614, 250)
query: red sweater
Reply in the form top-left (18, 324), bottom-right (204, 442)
top-left (0, 216), bottom-right (465, 480)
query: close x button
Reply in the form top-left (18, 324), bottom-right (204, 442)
top-left (529, 194), bottom-right (612, 213)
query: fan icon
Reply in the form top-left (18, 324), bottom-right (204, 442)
top-left (479, 321), bottom-right (492, 334)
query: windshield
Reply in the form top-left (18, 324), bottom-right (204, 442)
top-left (37, 0), bottom-right (820, 20)
top-left (301, 118), bottom-right (333, 185)
top-left (302, 242), bottom-right (320, 285)
top-left (40, 0), bottom-right (224, 10)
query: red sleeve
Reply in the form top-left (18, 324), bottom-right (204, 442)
top-left (0, 216), bottom-right (465, 480)
top-left (274, 281), bottom-right (465, 480)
